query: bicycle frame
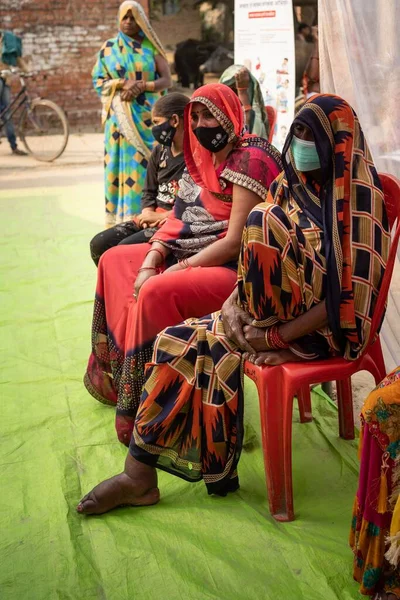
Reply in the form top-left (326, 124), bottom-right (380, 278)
top-left (0, 70), bottom-right (69, 161)
top-left (0, 77), bottom-right (29, 132)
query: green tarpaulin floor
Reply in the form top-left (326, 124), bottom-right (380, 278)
top-left (0, 184), bottom-right (362, 599)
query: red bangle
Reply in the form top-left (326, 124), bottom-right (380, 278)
top-left (243, 104), bottom-right (252, 112)
top-left (236, 86), bottom-right (248, 91)
top-left (138, 266), bottom-right (157, 272)
top-left (146, 248), bottom-right (165, 262)
top-left (265, 325), bottom-right (289, 350)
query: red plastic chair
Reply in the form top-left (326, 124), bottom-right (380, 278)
top-left (265, 105), bottom-right (277, 143)
top-left (244, 173), bottom-right (400, 522)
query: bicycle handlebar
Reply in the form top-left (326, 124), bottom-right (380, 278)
top-left (0, 68), bottom-right (34, 78)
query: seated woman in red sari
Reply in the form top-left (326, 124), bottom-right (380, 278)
top-left (77, 94), bottom-right (390, 515)
top-left (84, 83), bottom-right (282, 444)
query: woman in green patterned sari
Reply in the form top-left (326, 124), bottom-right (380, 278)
top-left (219, 64), bottom-right (270, 139)
top-left (92, 1), bottom-right (172, 226)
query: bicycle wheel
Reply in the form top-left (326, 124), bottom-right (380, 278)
top-left (19, 98), bottom-right (69, 162)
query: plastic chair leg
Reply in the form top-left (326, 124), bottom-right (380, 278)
top-left (336, 378), bottom-right (355, 440)
top-left (297, 385), bottom-right (313, 423)
top-left (250, 366), bottom-right (295, 522)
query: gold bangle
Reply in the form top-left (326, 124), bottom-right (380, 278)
top-left (145, 81), bottom-right (156, 92)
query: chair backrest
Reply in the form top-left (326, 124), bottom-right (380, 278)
top-left (369, 172), bottom-right (400, 341)
top-left (265, 105), bottom-right (277, 143)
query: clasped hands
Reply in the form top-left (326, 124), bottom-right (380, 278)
top-left (120, 79), bottom-right (146, 102)
top-left (137, 208), bottom-right (167, 229)
top-left (220, 287), bottom-right (271, 364)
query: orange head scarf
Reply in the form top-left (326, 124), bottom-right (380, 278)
top-left (184, 83), bottom-right (247, 194)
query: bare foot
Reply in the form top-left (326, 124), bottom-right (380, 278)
top-left (77, 455), bottom-right (160, 515)
top-left (374, 593), bottom-right (399, 600)
top-left (244, 349), bottom-right (303, 366)
top-left (243, 325), bottom-right (268, 352)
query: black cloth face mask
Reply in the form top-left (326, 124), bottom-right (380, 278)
top-left (152, 119), bottom-right (176, 146)
top-left (193, 125), bottom-right (229, 152)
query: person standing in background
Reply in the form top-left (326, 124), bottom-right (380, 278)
top-left (92, 1), bottom-right (172, 227)
top-left (219, 65), bottom-right (270, 139)
top-left (0, 30), bottom-right (29, 156)
top-left (302, 26), bottom-right (320, 98)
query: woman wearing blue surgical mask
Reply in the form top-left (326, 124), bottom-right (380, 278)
top-left (89, 93), bottom-right (189, 265)
top-left (238, 94), bottom-right (390, 364)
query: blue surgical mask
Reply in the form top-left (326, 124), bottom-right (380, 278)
top-left (290, 135), bottom-right (321, 171)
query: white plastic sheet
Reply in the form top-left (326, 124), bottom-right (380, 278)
top-left (319, 0), bottom-right (400, 370)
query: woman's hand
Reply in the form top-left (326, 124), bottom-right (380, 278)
top-left (220, 288), bottom-right (254, 353)
top-left (133, 242), bottom-right (170, 297)
top-left (121, 79), bottom-right (145, 101)
top-left (155, 217), bottom-right (167, 228)
top-left (121, 89), bottom-right (134, 101)
top-left (138, 209), bottom-right (167, 229)
top-left (162, 262), bottom-right (185, 274)
top-left (234, 67), bottom-right (250, 90)
top-left (134, 269), bottom-right (157, 299)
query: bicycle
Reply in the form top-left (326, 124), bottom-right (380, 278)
top-left (0, 68), bottom-right (69, 162)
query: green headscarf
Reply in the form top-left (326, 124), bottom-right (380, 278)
top-left (1, 30), bottom-right (22, 67)
top-left (219, 64), bottom-right (269, 139)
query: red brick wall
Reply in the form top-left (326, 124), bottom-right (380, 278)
top-left (0, 0), bottom-right (200, 131)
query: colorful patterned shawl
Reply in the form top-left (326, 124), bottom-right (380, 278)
top-left (151, 83), bottom-right (282, 258)
top-left (275, 93), bottom-right (390, 360)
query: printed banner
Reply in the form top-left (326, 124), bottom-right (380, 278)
top-left (234, 0), bottom-right (295, 149)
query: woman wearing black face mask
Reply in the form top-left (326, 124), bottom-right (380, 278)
top-left (83, 83), bottom-right (282, 448)
top-left (89, 93), bottom-right (189, 266)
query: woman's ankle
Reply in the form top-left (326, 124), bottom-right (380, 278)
top-left (124, 453), bottom-right (157, 486)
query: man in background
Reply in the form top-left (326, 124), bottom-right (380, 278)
top-left (0, 30), bottom-right (29, 155)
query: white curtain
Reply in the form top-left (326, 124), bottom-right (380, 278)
top-left (319, 0), bottom-right (400, 371)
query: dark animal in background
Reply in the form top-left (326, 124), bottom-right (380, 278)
top-left (174, 39), bottom-right (217, 88)
top-left (199, 46), bottom-right (234, 77)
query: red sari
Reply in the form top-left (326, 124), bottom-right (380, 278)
top-left (84, 83), bottom-right (282, 444)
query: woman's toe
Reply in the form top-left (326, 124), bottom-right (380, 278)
top-left (255, 354), bottom-right (268, 365)
top-left (76, 492), bottom-right (99, 514)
